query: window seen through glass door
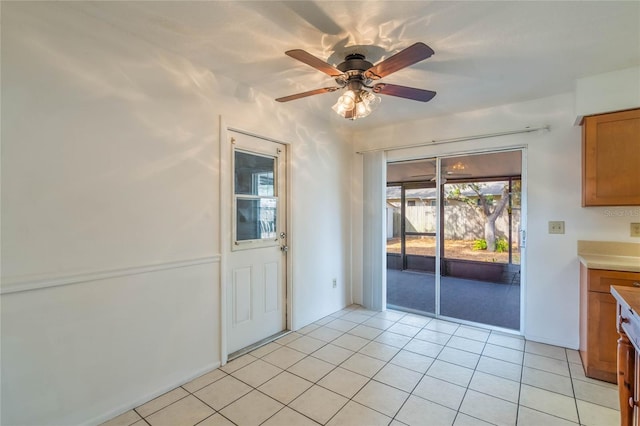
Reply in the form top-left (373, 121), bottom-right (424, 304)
top-left (234, 151), bottom-right (277, 242)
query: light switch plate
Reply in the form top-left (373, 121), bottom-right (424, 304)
top-left (549, 221), bottom-right (565, 234)
top-left (632, 223), bottom-right (640, 237)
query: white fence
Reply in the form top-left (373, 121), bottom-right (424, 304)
top-left (387, 205), bottom-right (520, 244)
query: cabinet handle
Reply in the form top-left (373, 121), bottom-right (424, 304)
top-left (634, 282), bottom-right (640, 287)
top-left (630, 397), bottom-right (636, 408)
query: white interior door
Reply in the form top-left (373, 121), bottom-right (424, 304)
top-left (226, 131), bottom-right (287, 354)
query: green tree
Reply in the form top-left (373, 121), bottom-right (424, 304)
top-left (446, 183), bottom-right (510, 252)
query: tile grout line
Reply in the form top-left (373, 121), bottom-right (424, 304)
top-left (369, 315), bottom-right (441, 424)
top-left (205, 319), bottom-right (359, 425)
top-left (252, 308), bottom-right (381, 425)
top-left (567, 347), bottom-right (582, 425)
top-left (123, 306), bottom-right (617, 426)
top-left (285, 309), bottom-right (415, 423)
top-left (315, 309), bottom-right (415, 424)
top-left (445, 326), bottom-right (497, 426)
top-left (157, 323), bottom-right (495, 425)
top-left (289, 313), bottom-right (515, 424)
top-left (129, 313), bottom-right (368, 423)
top-left (295, 309), bottom-right (401, 424)
top-left (195, 317), bottom-right (347, 426)
top-left (134, 393), bottom-right (192, 422)
top-left (325, 315), bottom-right (484, 423)
top-left (515, 336), bottom-right (526, 426)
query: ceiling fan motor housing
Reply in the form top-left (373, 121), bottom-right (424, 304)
top-left (336, 53), bottom-right (374, 86)
top-left (337, 53), bottom-right (374, 72)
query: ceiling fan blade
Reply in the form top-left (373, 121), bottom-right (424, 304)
top-left (275, 87), bottom-right (341, 102)
top-left (364, 42), bottom-right (434, 80)
top-left (372, 83), bottom-right (436, 102)
top-left (285, 49), bottom-right (344, 77)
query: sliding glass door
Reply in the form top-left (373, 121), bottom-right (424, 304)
top-left (386, 181), bottom-right (437, 314)
top-left (386, 150), bottom-right (523, 331)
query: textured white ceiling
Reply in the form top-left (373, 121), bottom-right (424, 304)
top-left (62, 1), bottom-right (640, 128)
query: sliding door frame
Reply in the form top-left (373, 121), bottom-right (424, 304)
top-left (385, 147), bottom-right (526, 334)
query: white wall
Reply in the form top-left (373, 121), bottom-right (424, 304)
top-left (352, 93), bottom-right (638, 349)
top-left (575, 66), bottom-right (640, 123)
top-left (288, 124), bottom-right (354, 327)
top-left (2, 264), bottom-right (220, 426)
top-left (1, 3), bottom-right (352, 425)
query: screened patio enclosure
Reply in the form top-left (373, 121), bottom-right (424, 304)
top-left (386, 151), bottom-right (522, 330)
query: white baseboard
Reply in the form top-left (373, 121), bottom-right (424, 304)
top-left (524, 333), bottom-right (578, 350)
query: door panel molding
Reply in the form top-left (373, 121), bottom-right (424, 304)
top-left (233, 267), bottom-right (252, 325)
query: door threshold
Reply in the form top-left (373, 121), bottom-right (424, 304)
top-left (228, 330), bottom-right (291, 361)
top-left (386, 304), bottom-right (435, 318)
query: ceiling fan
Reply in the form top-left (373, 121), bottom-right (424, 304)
top-left (410, 160), bottom-right (472, 181)
top-left (276, 42), bottom-right (436, 120)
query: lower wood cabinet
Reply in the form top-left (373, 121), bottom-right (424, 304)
top-left (611, 286), bottom-right (640, 426)
top-left (580, 264), bottom-right (640, 383)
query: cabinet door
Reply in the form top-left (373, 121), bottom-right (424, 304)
top-left (587, 291), bottom-right (619, 383)
top-left (583, 108), bottom-right (640, 206)
top-left (589, 269), bottom-right (640, 293)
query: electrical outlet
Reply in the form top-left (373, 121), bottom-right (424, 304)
top-left (548, 221), bottom-right (565, 234)
top-left (631, 223), bottom-right (640, 237)
top-left (332, 278), bottom-right (337, 288)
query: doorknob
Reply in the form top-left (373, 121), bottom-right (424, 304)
top-left (281, 245), bottom-right (288, 253)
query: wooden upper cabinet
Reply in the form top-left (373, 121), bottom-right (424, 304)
top-left (582, 108), bottom-right (640, 206)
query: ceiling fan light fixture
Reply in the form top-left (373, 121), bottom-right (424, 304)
top-left (361, 89), bottom-right (381, 107)
top-left (355, 100), bottom-right (370, 118)
top-left (451, 161), bottom-right (466, 171)
top-left (332, 90), bottom-right (356, 116)
top-left (332, 89), bottom-right (380, 120)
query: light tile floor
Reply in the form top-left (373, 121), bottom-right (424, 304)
top-left (103, 305), bottom-right (619, 426)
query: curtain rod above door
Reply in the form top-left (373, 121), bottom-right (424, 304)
top-left (355, 125), bottom-right (550, 155)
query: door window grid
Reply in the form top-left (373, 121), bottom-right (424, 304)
top-left (234, 150), bottom-right (278, 245)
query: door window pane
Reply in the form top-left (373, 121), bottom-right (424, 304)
top-left (386, 185), bottom-right (402, 268)
top-left (404, 187), bottom-right (436, 257)
top-left (235, 151), bottom-right (275, 196)
top-left (236, 198), bottom-right (277, 241)
top-left (234, 150), bottom-right (278, 244)
top-left (510, 179), bottom-right (521, 265)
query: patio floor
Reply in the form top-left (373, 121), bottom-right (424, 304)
top-left (386, 269), bottom-right (520, 330)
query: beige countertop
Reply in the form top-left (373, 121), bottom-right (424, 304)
top-left (578, 240), bottom-right (640, 273)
